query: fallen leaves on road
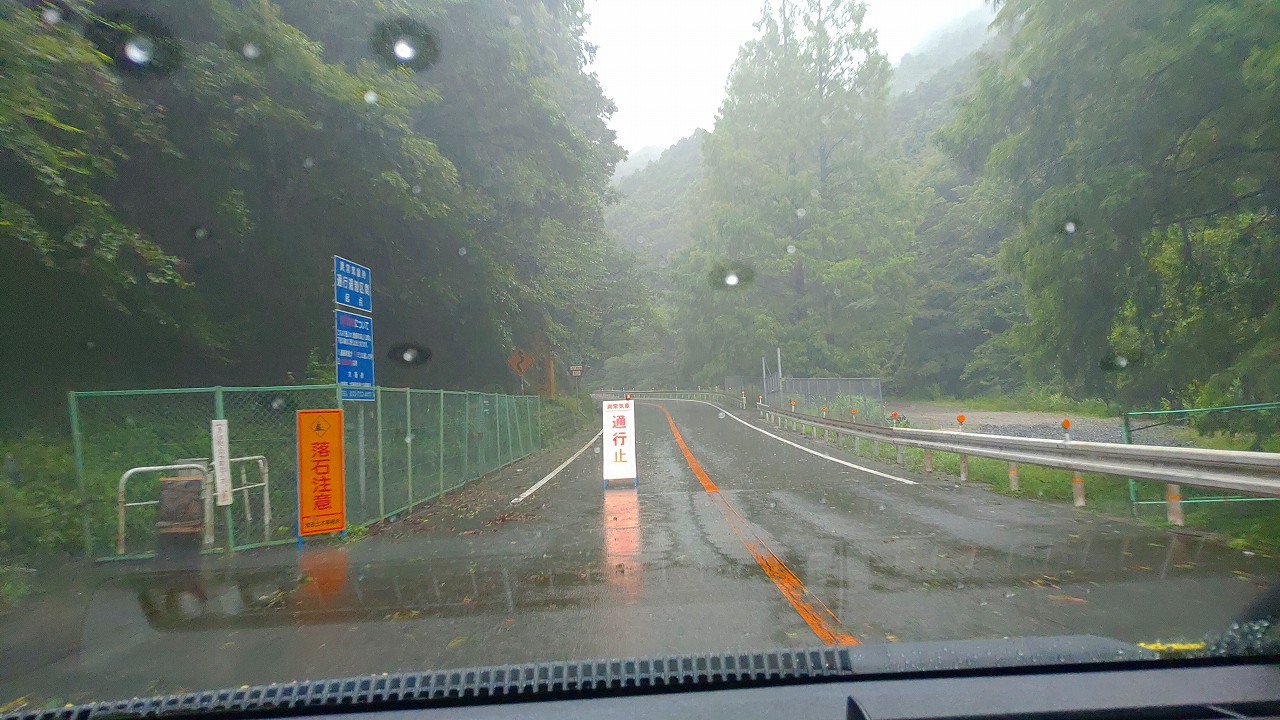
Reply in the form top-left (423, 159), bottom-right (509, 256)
top-left (447, 636), bottom-right (467, 649)
top-left (1047, 595), bottom-right (1087, 603)
top-left (461, 529), bottom-right (481, 536)
top-left (385, 610), bottom-right (423, 621)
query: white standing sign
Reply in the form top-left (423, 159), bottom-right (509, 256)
top-left (602, 400), bottom-right (637, 482)
top-left (210, 419), bottom-right (233, 507)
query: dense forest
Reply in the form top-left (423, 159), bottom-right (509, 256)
top-left (1, 0), bottom-right (625, 428)
top-left (1, 0), bottom-right (1278, 567)
top-left (601, 0), bottom-right (1280, 435)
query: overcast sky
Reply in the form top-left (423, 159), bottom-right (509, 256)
top-left (584, 0), bottom-right (989, 152)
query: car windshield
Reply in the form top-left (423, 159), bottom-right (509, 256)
top-left (2, 0), bottom-right (1279, 710)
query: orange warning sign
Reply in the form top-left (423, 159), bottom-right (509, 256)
top-left (297, 409), bottom-right (345, 537)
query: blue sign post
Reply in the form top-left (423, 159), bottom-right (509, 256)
top-left (334, 256), bottom-right (372, 312)
top-left (335, 310), bottom-right (375, 401)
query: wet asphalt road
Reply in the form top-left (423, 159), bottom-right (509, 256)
top-left (3, 400), bottom-right (1278, 705)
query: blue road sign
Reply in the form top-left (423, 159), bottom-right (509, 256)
top-left (335, 310), bottom-right (375, 401)
top-left (334, 256), bottom-right (372, 312)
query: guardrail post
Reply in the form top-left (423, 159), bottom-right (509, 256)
top-left (854, 436), bottom-right (861, 454)
top-left (924, 450), bottom-right (933, 473)
top-left (895, 445), bottom-right (904, 466)
top-left (1008, 462), bottom-right (1019, 492)
top-left (872, 440), bottom-right (880, 457)
top-left (959, 454), bottom-right (969, 483)
top-left (1166, 484), bottom-right (1184, 526)
top-left (376, 386), bottom-right (386, 520)
top-left (1072, 471), bottom-right (1086, 507)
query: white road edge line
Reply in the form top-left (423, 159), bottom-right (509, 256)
top-left (660, 399), bottom-right (918, 486)
top-left (511, 429), bottom-right (604, 504)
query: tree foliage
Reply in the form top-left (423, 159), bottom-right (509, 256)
top-left (0, 0), bottom-right (623, 425)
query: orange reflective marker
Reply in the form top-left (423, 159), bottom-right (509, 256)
top-left (957, 414), bottom-right (966, 424)
top-left (625, 393), bottom-right (632, 400)
top-left (851, 409), bottom-right (857, 415)
top-left (790, 400), bottom-right (796, 407)
top-left (1062, 418), bottom-right (1071, 430)
top-left (822, 406), bottom-right (828, 412)
top-left (891, 411), bottom-right (898, 418)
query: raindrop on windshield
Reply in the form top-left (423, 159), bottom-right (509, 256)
top-left (724, 272), bottom-right (739, 286)
top-left (718, 412), bottom-right (726, 419)
top-left (508, 15), bottom-right (522, 27)
top-left (1064, 221), bottom-right (1077, 234)
top-left (363, 90), bottom-right (379, 104)
top-left (303, 157), bottom-right (314, 169)
top-left (594, 446), bottom-right (601, 455)
top-left (1115, 355), bottom-right (1129, 368)
top-left (412, 184), bottom-right (422, 194)
top-left (457, 247), bottom-right (468, 256)
top-left (658, 258), bottom-right (668, 268)
top-left (1022, 77), bottom-right (1034, 88)
top-left (41, 6), bottom-right (62, 24)
top-left (241, 43), bottom-right (261, 60)
top-left (87, 10), bottom-right (182, 76)
top-left (371, 18), bottom-right (440, 71)
top-left (796, 208), bottom-right (807, 218)
top-left (312, 120), bottom-right (324, 130)
top-left (269, 396), bottom-right (287, 412)
top-left (786, 244), bottom-right (797, 254)
top-left (191, 226), bottom-right (210, 240)
top-left (388, 342), bottom-right (432, 366)
top-left (124, 36), bottom-right (155, 65)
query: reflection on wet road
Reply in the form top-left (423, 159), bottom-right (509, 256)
top-left (2, 400), bottom-right (1277, 704)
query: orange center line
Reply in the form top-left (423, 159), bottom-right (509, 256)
top-left (653, 404), bottom-right (859, 646)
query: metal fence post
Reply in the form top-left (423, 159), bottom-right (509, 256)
top-left (494, 393), bottom-right (502, 467)
top-left (438, 390), bottom-right (445, 496)
top-left (357, 406), bottom-right (367, 519)
top-left (525, 396), bottom-right (533, 456)
top-left (406, 388), bottom-right (413, 508)
top-left (505, 395), bottom-right (514, 463)
top-left (376, 385), bottom-right (385, 520)
top-left (214, 387), bottom-right (233, 553)
top-left (1122, 412), bottom-right (1139, 516)
top-left (68, 391), bottom-right (93, 558)
top-left (462, 392), bottom-right (470, 481)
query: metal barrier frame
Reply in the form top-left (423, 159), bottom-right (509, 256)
top-left (117, 463), bottom-right (213, 555)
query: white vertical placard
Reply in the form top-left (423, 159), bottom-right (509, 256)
top-left (602, 400), bottom-right (637, 481)
top-left (211, 419), bottom-right (233, 506)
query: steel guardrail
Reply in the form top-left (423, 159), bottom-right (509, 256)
top-left (758, 405), bottom-right (1280, 497)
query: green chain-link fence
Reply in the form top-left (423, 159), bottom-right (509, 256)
top-left (68, 385), bottom-right (542, 560)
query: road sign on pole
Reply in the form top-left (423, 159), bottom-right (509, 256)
top-left (210, 419), bottom-right (233, 507)
top-left (602, 399), bottom-right (637, 486)
top-left (507, 348), bottom-right (535, 376)
top-left (297, 409), bottom-right (345, 537)
top-left (569, 364), bottom-right (584, 377)
top-left (335, 310), bottom-right (375, 401)
top-left (334, 256), bottom-right (372, 312)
